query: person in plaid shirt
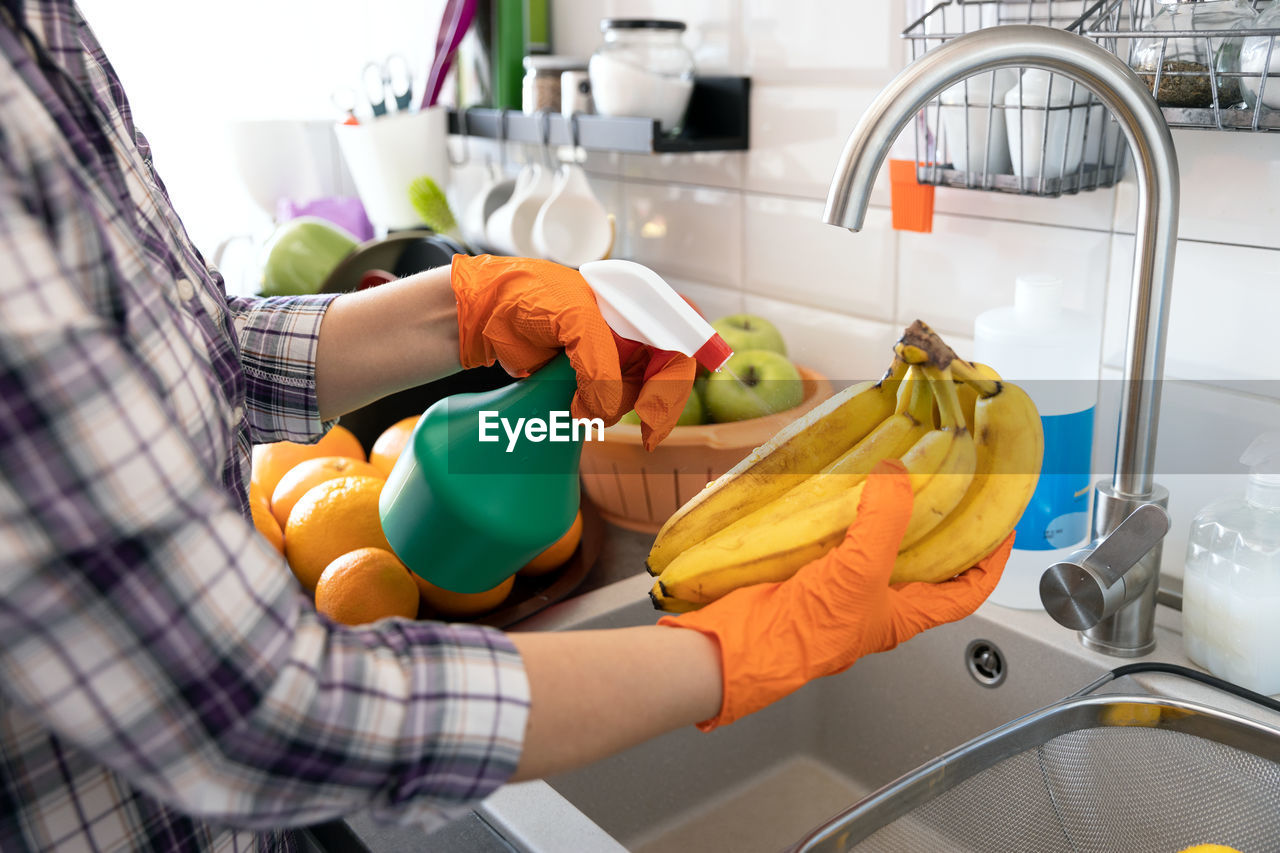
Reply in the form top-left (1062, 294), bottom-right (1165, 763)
top-left (0, 1), bottom-right (1010, 849)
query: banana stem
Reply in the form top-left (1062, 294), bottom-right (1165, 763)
top-left (923, 364), bottom-right (965, 430)
top-left (892, 322), bottom-right (999, 398)
top-left (893, 342), bottom-right (930, 366)
top-left (906, 366), bottom-right (935, 425)
top-left (895, 364), bottom-right (922, 416)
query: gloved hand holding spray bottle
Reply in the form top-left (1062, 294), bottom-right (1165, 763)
top-left (379, 257), bottom-right (732, 594)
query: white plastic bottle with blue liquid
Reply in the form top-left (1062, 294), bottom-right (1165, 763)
top-left (974, 273), bottom-right (1103, 610)
top-left (1182, 432), bottom-right (1280, 696)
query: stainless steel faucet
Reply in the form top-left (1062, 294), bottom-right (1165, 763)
top-left (823, 25), bottom-right (1179, 656)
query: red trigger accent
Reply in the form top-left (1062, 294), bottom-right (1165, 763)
top-left (609, 330), bottom-right (680, 382)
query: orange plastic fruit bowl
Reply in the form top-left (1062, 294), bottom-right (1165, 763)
top-left (579, 366), bottom-right (832, 533)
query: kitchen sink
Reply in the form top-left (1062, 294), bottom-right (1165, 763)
top-left (478, 572), bottom-right (1170, 853)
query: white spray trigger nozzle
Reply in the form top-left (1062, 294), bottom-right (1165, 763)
top-left (579, 260), bottom-right (732, 372)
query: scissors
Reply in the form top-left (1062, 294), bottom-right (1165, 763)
top-left (360, 53), bottom-right (414, 117)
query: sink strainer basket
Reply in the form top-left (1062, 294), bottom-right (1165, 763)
top-left (790, 664), bottom-right (1280, 853)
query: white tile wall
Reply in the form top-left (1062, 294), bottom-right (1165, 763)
top-left (897, 213), bottom-right (1111, 338)
top-left (743, 0), bottom-right (904, 84)
top-left (742, 196), bottom-right (896, 322)
top-left (1105, 235), bottom-right (1280, 390)
top-left (664, 277), bottom-right (745, 323)
top-left (552, 1), bottom-right (1280, 588)
top-left (617, 182), bottom-right (743, 287)
top-left (746, 83), bottom-right (894, 205)
top-left (739, 292), bottom-right (899, 383)
top-left (619, 150), bottom-right (744, 190)
top-left (1113, 129), bottom-right (1280, 250)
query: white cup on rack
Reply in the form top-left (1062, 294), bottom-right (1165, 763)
top-left (1004, 69), bottom-right (1101, 181)
top-left (485, 162), bottom-right (555, 257)
top-left (333, 106), bottom-right (450, 234)
top-left (938, 69), bottom-right (1017, 175)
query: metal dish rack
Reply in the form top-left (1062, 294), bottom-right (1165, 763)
top-left (902, 0), bottom-right (1280, 196)
top-left (789, 664), bottom-right (1280, 852)
top-left (1073, 0), bottom-right (1280, 131)
top-left (903, 1), bottom-right (1130, 196)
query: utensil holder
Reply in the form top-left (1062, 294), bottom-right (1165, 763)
top-left (334, 106), bottom-right (451, 234)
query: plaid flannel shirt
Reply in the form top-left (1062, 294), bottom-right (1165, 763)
top-left (0, 3), bottom-right (529, 850)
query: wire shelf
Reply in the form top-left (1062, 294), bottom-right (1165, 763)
top-left (901, 0), bottom-right (1280, 196)
top-left (1072, 0), bottom-right (1280, 132)
top-left (903, 1), bottom-right (1130, 197)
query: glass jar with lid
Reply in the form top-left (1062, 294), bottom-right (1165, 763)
top-left (1130, 0), bottom-right (1258, 108)
top-left (523, 56), bottom-right (587, 115)
top-left (588, 19), bottom-right (696, 135)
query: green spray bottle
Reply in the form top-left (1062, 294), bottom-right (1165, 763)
top-left (379, 260), bottom-right (733, 593)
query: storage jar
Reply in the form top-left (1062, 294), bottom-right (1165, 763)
top-left (522, 56), bottom-right (587, 115)
top-left (589, 19), bottom-right (695, 134)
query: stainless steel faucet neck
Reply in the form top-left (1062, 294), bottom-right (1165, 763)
top-left (823, 25), bottom-right (1180, 656)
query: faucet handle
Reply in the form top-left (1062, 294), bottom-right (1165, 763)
top-left (1039, 503), bottom-right (1171, 631)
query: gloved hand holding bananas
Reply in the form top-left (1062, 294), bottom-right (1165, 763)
top-left (657, 460), bottom-right (1014, 729)
top-left (648, 320), bottom-right (1044, 612)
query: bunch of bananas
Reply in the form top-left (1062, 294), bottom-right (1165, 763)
top-left (647, 321), bottom-right (1044, 612)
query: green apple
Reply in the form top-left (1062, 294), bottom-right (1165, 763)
top-left (619, 387), bottom-right (705, 427)
top-left (704, 349), bottom-right (804, 423)
top-left (711, 314), bottom-right (787, 357)
top-left (676, 387), bottom-right (705, 426)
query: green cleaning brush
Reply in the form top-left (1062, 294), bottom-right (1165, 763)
top-left (407, 175), bottom-right (466, 247)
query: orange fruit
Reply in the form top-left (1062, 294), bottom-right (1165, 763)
top-left (414, 573), bottom-right (515, 619)
top-left (315, 424), bottom-right (366, 461)
top-left (271, 455), bottom-right (385, 528)
top-left (283, 475), bottom-right (390, 594)
top-left (315, 547), bottom-right (419, 626)
top-left (519, 510), bottom-right (583, 576)
top-left (251, 425), bottom-right (367, 503)
top-left (369, 415), bottom-right (420, 477)
top-left (249, 490), bottom-right (284, 554)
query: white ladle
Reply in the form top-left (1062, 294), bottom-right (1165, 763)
top-left (485, 162), bottom-right (554, 257)
top-left (531, 164), bottom-right (613, 267)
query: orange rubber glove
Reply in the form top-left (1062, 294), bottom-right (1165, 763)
top-left (658, 459), bottom-right (1012, 731)
top-left (450, 254), bottom-right (697, 450)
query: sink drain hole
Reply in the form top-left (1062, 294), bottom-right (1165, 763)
top-left (966, 639), bottom-right (1006, 688)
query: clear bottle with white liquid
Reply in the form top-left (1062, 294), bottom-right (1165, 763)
top-left (1182, 432), bottom-right (1280, 696)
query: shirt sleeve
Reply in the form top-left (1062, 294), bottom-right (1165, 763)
top-left (0, 147), bottom-right (529, 832)
top-left (225, 293), bottom-right (338, 445)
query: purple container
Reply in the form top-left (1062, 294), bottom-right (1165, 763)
top-left (277, 196), bottom-right (374, 243)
